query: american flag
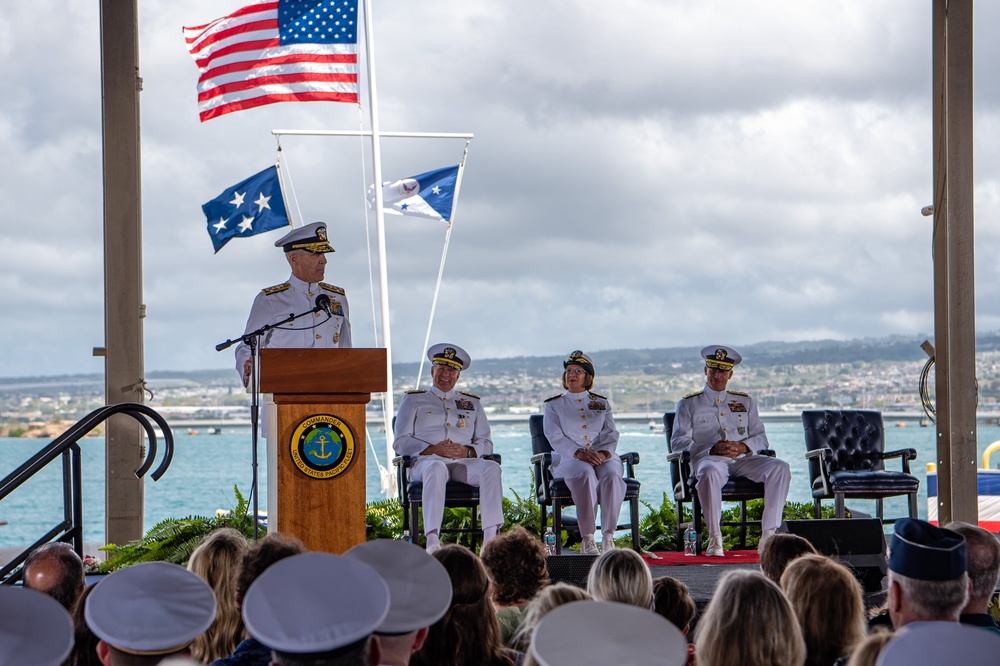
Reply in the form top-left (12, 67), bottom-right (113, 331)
top-left (184, 0), bottom-right (359, 122)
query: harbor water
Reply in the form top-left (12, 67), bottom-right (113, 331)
top-left (3, 419), bottom-right (1000, 549)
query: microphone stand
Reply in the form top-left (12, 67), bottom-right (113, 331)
top-left (216, 304), bottom-right (329, 540)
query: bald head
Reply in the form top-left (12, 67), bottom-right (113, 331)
top-left (22, 542), bottom-right (85, 610)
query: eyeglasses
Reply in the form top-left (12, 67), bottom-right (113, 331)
top-left (565, 369), bottom-right (587, 376)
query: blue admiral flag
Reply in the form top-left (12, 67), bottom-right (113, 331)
top-left (202, 165), bottom-right (290, 253)
top-left (370, 165), bottom-right (460, 222)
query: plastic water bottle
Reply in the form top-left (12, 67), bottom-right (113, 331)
top-left (684, 527), bottom-right (697, 556)
top-left (544, 526), bottom-right (557, 555)
top-left (402, 529), bottom-right (411, 543)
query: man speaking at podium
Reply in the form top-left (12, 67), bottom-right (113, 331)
top-left (235, 222), bottom-right (352, 385)
top-left (393, 344), bottom-right (503, 554)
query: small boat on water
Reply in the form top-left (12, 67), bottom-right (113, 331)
top-left (208, 427), bottom-right (223, 435)
top-left (927, 441), bottom-right (1000, 532)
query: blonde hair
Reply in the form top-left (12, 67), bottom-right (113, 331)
top-left (186, 528), bottom-right (249, 663)
top-left (844, 629), bottom-right (894, 666)
top-left (695, 570), bottom-right (805, 666)
top-left (586, 548), bottom-right (653, 610)
top-left (781, 554), bottom-right (867, 666)
top-left (511, 583), bottom-right (592, 660)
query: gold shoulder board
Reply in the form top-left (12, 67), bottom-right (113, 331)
top-left (262, 282), bottom-right (290, 295)
top-left (459, 391), bottom-right (481, 400)
top-left (405, 389), bottom-right (427, 395)
top-left (320, 282), bottom-right (346, 295)
top-left (544, 394), bottom-right (563, 403)
top-left (682, 390), bottom-right (704, 399)
top-left (727, 390), bottom-right (749, 397)
top-left (588, 391), bottom-right (608, 400)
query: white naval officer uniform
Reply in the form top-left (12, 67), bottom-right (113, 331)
top-left (234, 273), bottom-right (352, 376)
top-left (671, 386), bottom-right (791, 537)
top-left (542, 390), bottom-right (626, 539)
top-left (393, 386), bottom-right (503, 536)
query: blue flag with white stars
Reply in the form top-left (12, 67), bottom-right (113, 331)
top-left (202, 165), bottom-right (290, 253)
top-left (369, 165), bottom-right (460, 222)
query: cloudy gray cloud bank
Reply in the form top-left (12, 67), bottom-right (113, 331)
top-left (3, 1), bottom-right (1000, 377)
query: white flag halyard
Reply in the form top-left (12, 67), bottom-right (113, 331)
top-left (368, 164), bottom-right (461, 221)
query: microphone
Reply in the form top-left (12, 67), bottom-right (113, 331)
top-left (315, 294), bottom-right (335, 317)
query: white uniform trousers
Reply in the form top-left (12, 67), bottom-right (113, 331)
top-left (410, 457), bottom-right (504, 535)
top-left (557, 457), bottom-right (627, 538)
top-left (693, 454), bottom-right (791, 537)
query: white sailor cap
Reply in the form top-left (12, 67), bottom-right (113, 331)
top-left (275, 221), bottom-right (335, 253)
top-left (875, 621), bottom-right (1000, 665)
top-left (531, 600), bottom-right (688, 666)
top-left (427, 343), bottom-right (471, 371)
top-left (242, 552), bottom-right (389, 656)
top-left (85, 562), bottom-right (216, 656)
top-left (344, 539), bottom-right (453, 634)
top-left (0, 587), bottom-right (73, 666)
top-left (701, 345), bottom-right (742, 370)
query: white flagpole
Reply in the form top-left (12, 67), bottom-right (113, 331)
top-left (361, 0), bottom-right (397, 497)
top-left (415, 142), bottom-right (473, 389)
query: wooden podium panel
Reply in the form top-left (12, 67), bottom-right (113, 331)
top-left (261, 348), bottom-right (387, 554)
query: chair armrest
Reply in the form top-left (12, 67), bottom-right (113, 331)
top-left (529, 453), bottom-right (553, 503)
top-left (391, 455), bottom-right (414, 468)
top-left (530, 452), bottom-right (553, 466)
top-left (666, 451), bottom-right (690, 464)
top-left (758, 450), bottom-right (776, 458)
top-left (484, 453), bottom-right (502, 465)
top-left (882, 448), bottom-right (917, 474)
top-left (804, 448), bottom-right (830, 461)
top-left (804, 447), bottom-right (833, 496)
top-left (666, 450), bottom-right (692, 500)
top-left (393, 455), bottom-right (415, 507)
top-left (620, 452), bottom-right (639, 478)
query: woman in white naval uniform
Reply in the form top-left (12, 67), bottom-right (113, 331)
top-left (542, 351), bottom-right (626, 555)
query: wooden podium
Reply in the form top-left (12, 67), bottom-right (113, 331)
top-left (260, 348), bottom-right (387, 554)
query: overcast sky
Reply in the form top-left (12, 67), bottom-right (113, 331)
top-left (3, 1), bottom-right (1000, 378)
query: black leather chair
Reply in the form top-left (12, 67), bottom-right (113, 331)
top-left (528, 414), bottom-right (641, 554)
top-left (664, 411), bottom-right (774, 554)
top-left (391, 416), bottom-right (501, 550)
top-left (801, 410), bottom-right (918, 522)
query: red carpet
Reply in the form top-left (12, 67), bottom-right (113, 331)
top-left (642, 550), bottom-right (759, 566)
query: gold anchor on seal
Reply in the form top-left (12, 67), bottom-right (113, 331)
top-left (310, 434), bottom-right (334, 460)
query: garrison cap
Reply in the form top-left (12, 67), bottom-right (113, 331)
top-left (85, 562), bottom-right (216, 656)
top-left (242, 552), bottom-right (389, 655)
top-left (888, 518), bottom-right (966, 581)
top-left (701, 345), bottom-right (741, 370)
top-left (427, 343), bottom-right (471, 371)
top-left (876, 621), bottom-right (1000, 665)
top-left (344, 539), bottom-right (453, 634)
top-left (0, 587), bottom-right (73, 666)
top-left (531, 600), bottom-right (688, 666)
top-left (563, 350), bottom-right (595, 377)
top-left (275, 221), bottom-right (335, 253)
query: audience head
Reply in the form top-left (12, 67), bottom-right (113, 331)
top-left (843, 629), bottom-right (893, 666)
top-left (0, 586), bottom-right (74, 666)
top-left (781, 554), bottom-right (867, 666)
top-left (695, 570), bottom-right (805, 666)
top-left (759, 532), bottom-right (818, 583)
top-left (235, 531), bottom-right (307, 611)
top-left (411, 545), bottom-right (514, 666)
top-left (511, 583), bottom-right (592, 658)
top-left (186, 528), bottom-right (249, 663)
top-left (85, 562), bottom-right (216, 666)
top-left (887, 518), bottom-right (968, 627)
top-left (651, 576), bottom-right (697, 635)
top-left (531, 600), bottom-right (687, 666)
top-left (345, 539), bottom-right (452, 666)
top-left (22, 541), bottom-right (86, 611)
top-left (480, 527), bottom-right (549, 606)
top-left (65, 584), bottom-right (101, 666)
top-left (586, 548), bottom-right (653, 609)
top-left (242, 552), bottom-right (389, 666)
top-left (945, 521), bottom-right (1000, 612)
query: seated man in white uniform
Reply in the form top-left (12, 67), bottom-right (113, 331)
top-left (393, 343), bottom-right (503, 553)
top-left (671, 345), bottom-right (791, 556)
top-left (542, 350), bottom-right (626, 555)
top-left (235, 221), bottom-right (351, 386)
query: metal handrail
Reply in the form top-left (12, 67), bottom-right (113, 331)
top-left (0, 403), bottom-right (174, 584)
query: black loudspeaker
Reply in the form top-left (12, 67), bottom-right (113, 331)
top-left (779, 519), bottom-right (887, 593)
top-left (545, 554), bottom-right (597, 588)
